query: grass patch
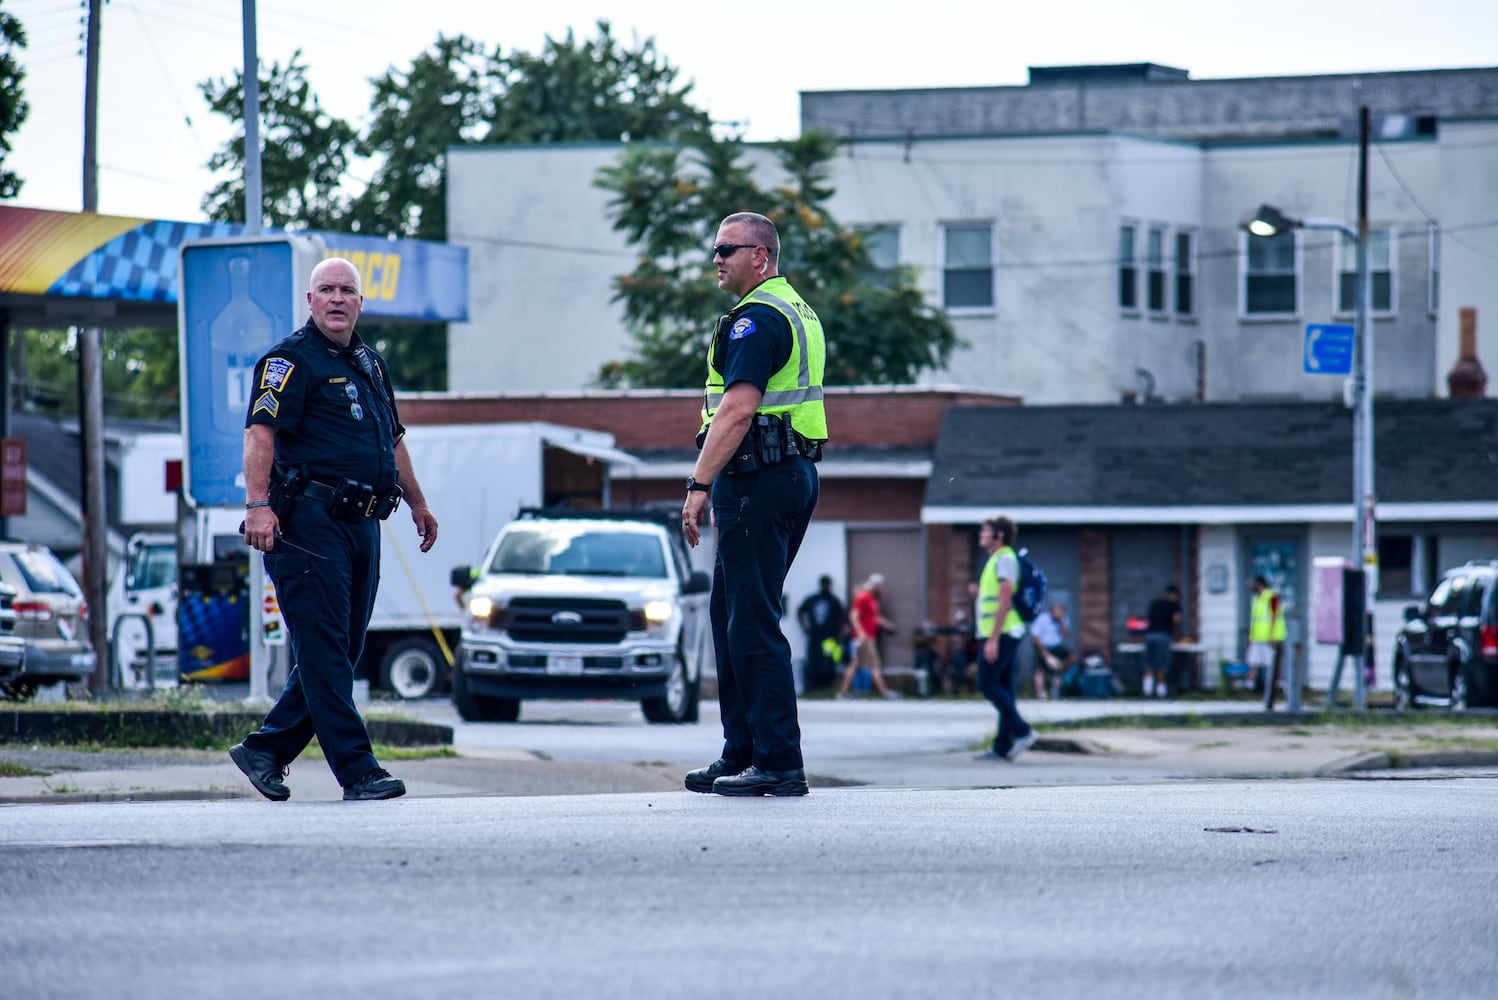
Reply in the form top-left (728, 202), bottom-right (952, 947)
top-left (1039, 708), bottom-right (1497, 733)
top-left (1403, 735), bottom-right (1498, 752)
top-left (0, 761), bottom-right (46, 777)
top-left (375, 744), bottom-right (457, 761)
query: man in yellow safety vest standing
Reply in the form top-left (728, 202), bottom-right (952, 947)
top-left (682, 211), bottom-right (828, 797)
top-left (1247, 574), bottom-right (1287, 709)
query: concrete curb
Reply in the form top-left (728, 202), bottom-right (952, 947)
top-left (1331, 747), bottom-right (1498, 771)
top-left (0, 709), bottom-right (452, 747)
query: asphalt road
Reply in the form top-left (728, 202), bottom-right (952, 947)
top-left (3, 777), bottom-right (1495, 999)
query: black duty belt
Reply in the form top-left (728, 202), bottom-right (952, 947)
top-left (300, 478), bottom-right (403, 521)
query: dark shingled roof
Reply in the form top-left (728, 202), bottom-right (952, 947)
top-left (927, 400), bottom-right (1498, 508)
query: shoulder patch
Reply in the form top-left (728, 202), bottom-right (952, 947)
top-left (261, 358), bottom-right (294, 391)
top-left (251, 391), bottom-right (280, 418)
top-left (729, 317), bottom-right (756, 340)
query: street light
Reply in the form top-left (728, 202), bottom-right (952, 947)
top-left (1242, 187), bottom-right (1375, 711)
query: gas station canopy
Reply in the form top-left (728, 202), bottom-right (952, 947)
top-left (0, 206), bottom-right (468, 324)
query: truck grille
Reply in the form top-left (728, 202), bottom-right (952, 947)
top-left (505, 597), bottom-right (634, 644)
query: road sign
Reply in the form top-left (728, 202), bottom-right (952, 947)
top-left (178, 236), bottom-right (323, 507)
top-left (1303, 323), bottom-right (1355, 375)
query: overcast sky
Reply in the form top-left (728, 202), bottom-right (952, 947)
top-left (7, 0), bottom-right (1497, 222)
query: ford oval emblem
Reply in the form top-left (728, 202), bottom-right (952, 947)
top-left (551, 610), bottom-right (584, 627)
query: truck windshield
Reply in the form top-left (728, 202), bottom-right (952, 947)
top-left (490, 526), bottom-right (667, 579)
top-left (128, 543), bottom-right (177, 591)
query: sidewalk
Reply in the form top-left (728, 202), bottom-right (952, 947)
top-left (3, 710), bottom-right (1495, 804)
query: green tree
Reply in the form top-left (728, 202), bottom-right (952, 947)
top-left (0, 4), bottom-right (29, 199)
top-left (17, 325), bottom-right (178, 421)
top-left (200, 50), bottom-right (359, 228)
top-left (348, 33), bottom-right (498, 242)
top-left (195, 24), bottom-right (715, 394)
top-left (488, 21), bottom-right (711, 144)
top-left (593, 132), bottom-right (961, 388)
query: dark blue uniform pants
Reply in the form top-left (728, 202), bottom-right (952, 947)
top-left (978, 633), bottom-right (1031, 756)
top-left (710, 457), bottom-right (819, 772)
top-left (245, 502), bottom-right (380, 787)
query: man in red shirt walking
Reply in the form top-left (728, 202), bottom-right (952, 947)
top-left (837, 573), bottom-right (900, 699)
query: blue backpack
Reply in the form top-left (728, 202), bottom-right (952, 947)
top-left (1012, 548), bottom-right (1047, 625)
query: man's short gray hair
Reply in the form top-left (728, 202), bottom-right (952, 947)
top-left (720, 212), bottom-right (779, 262)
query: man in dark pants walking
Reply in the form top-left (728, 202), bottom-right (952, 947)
top-left (231, 257), bottom-right (439, 801)
top-left (682, 212), bottom-right (828, 797)
top-left (973, 517), bottom-right (1036, 761)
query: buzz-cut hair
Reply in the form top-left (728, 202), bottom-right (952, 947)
top-left (311, 256), bottom-right (362, 295)
top-left (721, 212), bottom-right (780, 262)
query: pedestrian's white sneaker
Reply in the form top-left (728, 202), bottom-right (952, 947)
top-left (1006, 730), bottom-right (1039, 760)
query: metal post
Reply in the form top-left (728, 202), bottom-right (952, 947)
top-left (241, 0), bottom-right (272, 707)
top-left (1352, 106), bottom-right (1374, 711)
top-left (242, 0), bottom-right (262, 235)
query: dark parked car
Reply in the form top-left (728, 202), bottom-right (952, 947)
top-left (1392, 560), bottom-right (1498, 711)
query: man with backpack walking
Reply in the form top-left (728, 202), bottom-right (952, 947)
top-left (974, 517), bottom-right (1037, 761)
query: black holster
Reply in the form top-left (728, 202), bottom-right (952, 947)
top-left (267, 464), bottom-right (305, 521)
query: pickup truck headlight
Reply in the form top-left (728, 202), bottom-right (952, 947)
top-left (643, 600), bottom-right (673, 625)
top-left (465, 596), bottom-right (507, 631)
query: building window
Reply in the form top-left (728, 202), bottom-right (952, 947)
top-left (1118, 223), bottom-right (1138, 311)
top-left (1243, 231), bottom-right (1297, 316)
top-left (1428, 224), bottom-right (1440, 317)
top-left (861, 224), bottom-right (900, 287)
top-left (1378, 533), bottom-right (1436, 598)
top-left (1174, 229), bottom-right (1196, 317)
top-left (1146, 226), bottom-right (1167, 314)
top-left (1336, 229), bottom-right (1395, 315)
top-left (942, 223), bottom-right (993, 309)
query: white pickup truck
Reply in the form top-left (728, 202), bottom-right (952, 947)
top-left (450, 508), bottom-right (713, 724)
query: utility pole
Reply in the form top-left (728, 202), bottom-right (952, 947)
top-left (80, 0), bottom-right (111, 692)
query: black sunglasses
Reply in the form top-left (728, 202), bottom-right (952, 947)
top-left (712, 243), bottom-right (760, 259)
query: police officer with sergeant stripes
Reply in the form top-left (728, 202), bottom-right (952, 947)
top-left (683, 212), bottom-right (828, 797)
top-left (230, 257), bottom-right (439, 802)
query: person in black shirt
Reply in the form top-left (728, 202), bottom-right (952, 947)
top-left (1142, 583), bottom-right (1181, 698)
top-left (229, 257), bottom-right (439, 802)
top-left (797, 575), bottom-right (847, 692)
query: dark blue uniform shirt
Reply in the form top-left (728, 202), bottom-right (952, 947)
top-left (245, 320), bottom-right (404, 493)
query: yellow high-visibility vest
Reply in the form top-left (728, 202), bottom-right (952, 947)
top-left (1250, 587), bottom-right (1287, 642)
top-left (701, 276), bottom-right (827, 440)
top-left (978, 546), bottom-right (1022, 639)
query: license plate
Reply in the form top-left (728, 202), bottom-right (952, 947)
top-left (547, 655), bottom-right (584, 676)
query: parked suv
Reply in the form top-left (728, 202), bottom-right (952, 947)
top-left (1392, 560), bottom-right (1498, 711)
top-left (0, 542), bottom-right (97, 698)
top-left (450, 509), bottom-right (712, 724)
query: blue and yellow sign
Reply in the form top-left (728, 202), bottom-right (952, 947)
top-left (0, 206), bottom-right (468, 322)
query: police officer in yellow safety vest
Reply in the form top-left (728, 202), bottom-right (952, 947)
top-left (1246, 574), bottom-right (1287, 704)
top-left (973, 517), bottom-right (1037, 762)
top-left (682, 211), bottom-right (827, 798)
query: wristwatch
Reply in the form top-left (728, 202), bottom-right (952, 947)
top-left (685, 476), bottom-right (712, 493)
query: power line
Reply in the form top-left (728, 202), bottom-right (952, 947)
top-left (1375, 140), bottom-right (1498, 262)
